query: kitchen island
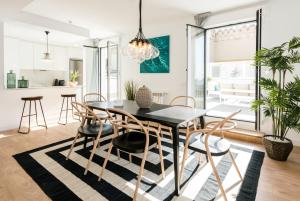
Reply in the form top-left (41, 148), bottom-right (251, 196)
top-left (0, 85), bottom-right (83, 131)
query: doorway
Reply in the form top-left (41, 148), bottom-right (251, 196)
top-left (187, 12), bottom-right (262, 131)
top-left (84, 41), bottom-right (120, 101)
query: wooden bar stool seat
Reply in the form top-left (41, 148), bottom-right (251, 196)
top-left (21, 96), bottom-right (43, 101)
top-left (58, 94), bottom-right (78, 125)
top-left (18, 96), bottom-right (47, 134)
top-left (61, 94), bottom-right (76, 98)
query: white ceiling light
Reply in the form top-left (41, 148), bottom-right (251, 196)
top-left (123, 0), bottom-right (159, 63)
top-left (42, 30), bottom-right (52, 61)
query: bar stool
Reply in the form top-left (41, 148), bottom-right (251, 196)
top-left (58, 94), bottom-right (77, 125)
top-left (18, 96), bottom-right (47, 134)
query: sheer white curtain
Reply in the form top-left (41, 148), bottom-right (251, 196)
top-left (84, 47), bottom-right (99, 94)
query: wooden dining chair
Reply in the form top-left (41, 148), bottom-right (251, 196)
top-left (83, 92), bottom-right (107, 103)
top-left (83, 92), bottom-right (113, 120)
top-left (179, 110), bottom-right (243, 201)
top-left (98, 108), bottom-right (165, 201)
top-left (66, 102), bottom-right (113, 175)
top-left (158, 96), bottom-right (198, 139)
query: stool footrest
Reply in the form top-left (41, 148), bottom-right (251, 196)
top-left (21, 114), bottom-right (37, 117)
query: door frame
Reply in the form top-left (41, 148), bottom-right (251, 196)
top-left (186, 24), bottom-right (207, 109)
top-left (84, 42), bottom-right (119, 101)
top-left (186, 14), bottom-right (262, 130)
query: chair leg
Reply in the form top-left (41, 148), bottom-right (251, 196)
top-left (83, 136), bottom-right (88, 149)
top-left (58, 97), bottom-right (65, 124)
top-left (98, 142), bottom-right (113, 181)
top-left (207, 153), bottom-right (228, 201)
top-left (168, 127), bottom-right (173, 140)
top-left (66, 132), bottom-right (80, 160)
top-left (18, 101), bottom-right (26, 133)
top-left (71, 97), bottom-right (75, 119)
top-left (39, 100), bottom-right (47, 129)
top-left (133, 149), bottom-right (148, 201)
top-left (228, 150), bottom-right (243, 180)
top-left (117, 149), bottom-right (121, 160)
top-left (129, 153), bottom-right (132, 163)
top-left (179, 139), bottom-right (190, 183)
top-left (65, 97), bottom-right (69, 125)
top-left (28, 100), bottom-right (32, 133)
top-left (193, 119), bottom-right (197, 130)
top-left (85, 132), bottom-right (103, 175)
top-left (157, 135), bottom-right (165, 179)
top-left (34, 101), bottom-right (38, 126)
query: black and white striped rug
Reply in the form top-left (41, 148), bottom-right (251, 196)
top-left (14, 134), bottom-right (264, 201)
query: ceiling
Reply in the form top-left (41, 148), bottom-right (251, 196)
top-left (1, 0), bottom-right (264, 39)
top-left (4, 21), bottom-right (87, 46)
top-left (22, 0), bottom-right (263, 37)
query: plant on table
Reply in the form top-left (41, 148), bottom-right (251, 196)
top-left (70, 70), bottom-right (79, 86)
top-left (124, 80), bottom-right (139, 100)
top-left (252, 37), bottom-right (300, 161)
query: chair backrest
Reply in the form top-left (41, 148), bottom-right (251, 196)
top-left (219, 109), bottom-right (241, 129)
top-left (72, 101), bottom-right (108, 125)
top-left (83, 93), bottom-right (107, 104)
top-left (169, 96), bottom-right (196, 108)
top-left (106, 108), bottom-right (149, 138)
top-left (186, 109), bottom-right (242, 147)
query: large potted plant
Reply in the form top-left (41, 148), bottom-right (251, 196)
top-left (252, 37), bottom-right (300, 161)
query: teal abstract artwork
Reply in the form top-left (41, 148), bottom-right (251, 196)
top-left (140, 35), bottom-right (170, 73)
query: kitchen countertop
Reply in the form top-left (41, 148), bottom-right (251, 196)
top-left (5, 85), bottom-right (83, 90)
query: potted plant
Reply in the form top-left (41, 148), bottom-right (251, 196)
top-left (69, 70), bottom-right (79, 87)
top-left (124, 80), bottom-right (138, 100)
top-left (252, 37), bottom-right (300, 161)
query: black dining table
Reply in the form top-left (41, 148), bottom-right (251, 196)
top-left (86, 100), bottom-right (207, 195)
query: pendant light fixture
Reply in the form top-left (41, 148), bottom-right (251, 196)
top-left (123, 0), bottom-right (159, 63)
top-left (43, 30), bottom-right (51, 61)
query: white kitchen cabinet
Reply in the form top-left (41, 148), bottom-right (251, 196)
top-left (19, 41), bottom-right (34, 70)
top-left (53, 46), bottom-right (68, 71)
top-left (33, 43), bottom-right (54, 70)
top-left (4, 37), bottom-right (20, 77)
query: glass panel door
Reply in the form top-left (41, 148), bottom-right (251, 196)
top-left (100, 41), bottom-right (119, 101)
top-left (187, 25), bottom-right (206, 109)
top-left (107, 41), bottom-right (119, 101)
top-left (84, 46), bottom-right (99, 94)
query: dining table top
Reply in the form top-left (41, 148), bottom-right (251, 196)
top-left (86, 100), bottom-right (207, 128)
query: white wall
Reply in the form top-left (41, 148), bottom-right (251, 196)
top-left (120, 17), bottom-right (194, 104)
top-left (260, 0), bottom-right (300, 145)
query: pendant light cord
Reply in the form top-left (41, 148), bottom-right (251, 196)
top-left (139, 0), bottom-right (142, 32)
top-left (45, 31), bottom-right (50, 53)
top-left (47, 33), bottom-right (49, 53)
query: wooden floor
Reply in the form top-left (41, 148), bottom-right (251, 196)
top-left (0, 123), bottom-right (299, 201)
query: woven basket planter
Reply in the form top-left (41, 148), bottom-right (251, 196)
top-left (263, 135), bottom-right (293, 161)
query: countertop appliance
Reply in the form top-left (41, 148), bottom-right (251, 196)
top-left (58, 80), bottom-right (65, 86)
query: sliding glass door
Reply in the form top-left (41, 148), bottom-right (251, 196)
top-left (187, 11), bottom-right (262, 131)
top-left (187, 25), bottom-right (206, 109)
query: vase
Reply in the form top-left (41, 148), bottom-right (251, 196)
top-left (69, 81), bottom-right (78, 87)
top-left (18, 76), bottom-right (29, 88)
top-left (7, 70), bottom-right (16, 88)
top-left (135, 85), bottom-right (152, 108)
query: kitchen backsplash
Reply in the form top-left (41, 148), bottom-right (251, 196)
top-left (20, 69), bottom-right (68, 87)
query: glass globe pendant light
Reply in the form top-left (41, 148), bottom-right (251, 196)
top-left (124, 0), bottom-right (159, 63)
